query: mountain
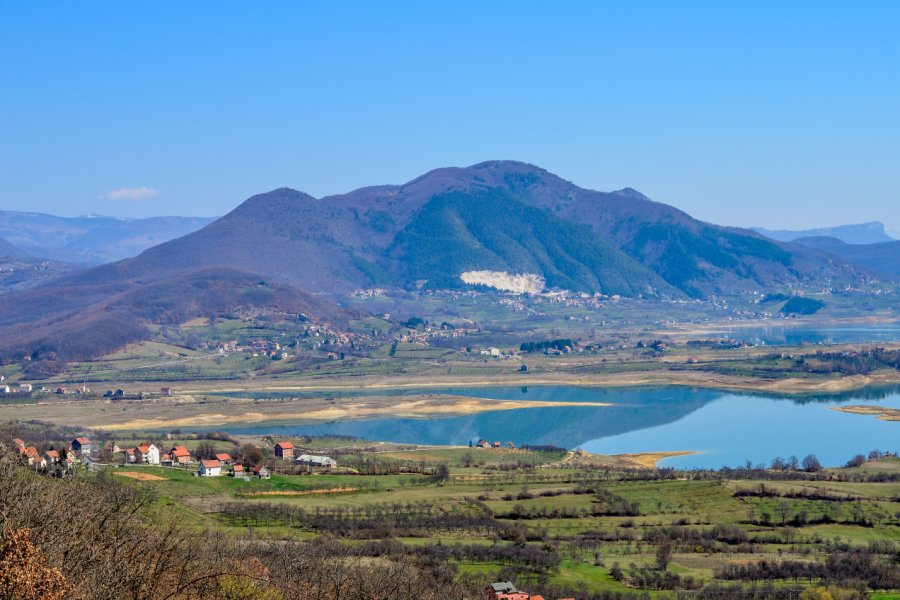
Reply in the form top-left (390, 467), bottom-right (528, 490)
top-left (0, 237), bottom-right (29, 260)
top-left (791, 237), bottom-right (900, 280)
top-left (0, 211), bottom-right (216, 264)
top-left (81, 161), bottom-right (864, 298)
top-left (0, 237), bottom-right (80, 293)
top-left (753, 222), bottom-right (894, 245)
top-left (0, 267), bottom-right (352, 369)
top-left (0, 161), bottom-right (872, 364)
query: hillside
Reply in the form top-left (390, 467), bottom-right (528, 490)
top-left (791, 236), bottom-right (900, 280)
top-left (386, 187), bottom-right (674, 296)
top-left (0, 268), bottom-right (352, 368)
top-left (754, 221), bottom-right (894, 245)
top-left (0, 236), bottom-right (29, 260)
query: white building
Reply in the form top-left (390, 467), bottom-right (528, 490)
top-left (295, 454), bottom-right (337, 468)
top-left (199, 459), bottom-right (223, 477)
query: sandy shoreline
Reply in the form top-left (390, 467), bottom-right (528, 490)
top-left (831, 404), bottom-right (900, 422)
top-left (173, 369), bottom-right (899, 397)
top-left (0, 394), bottom-right (610, 431)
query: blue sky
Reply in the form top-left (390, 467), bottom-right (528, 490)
top-left (1, 1), bottom-right (899, 232)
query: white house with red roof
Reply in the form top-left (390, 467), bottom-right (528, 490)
top-left (198, 459), bottom-right (222, 477)
top-left (135, 442), bottom-right (160, 465)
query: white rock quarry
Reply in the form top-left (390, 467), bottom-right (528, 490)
top-left (460, 270), bottom-right (545, 294)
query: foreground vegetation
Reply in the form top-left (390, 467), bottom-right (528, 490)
top-left (2, 423), bottom-right (899, 599)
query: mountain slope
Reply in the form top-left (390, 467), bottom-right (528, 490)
top-left (754, 222), bottom-right (894, 245)
top-left (0, 237), bottom-right (29, 260)
top-left (791, 237), bottom-right (900, 280)
top-left (387, 187), bottom-right (674, 296)
top-left (0, 268), bottom-right (352, 367)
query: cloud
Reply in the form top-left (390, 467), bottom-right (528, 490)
top-left (99, 186), bottom-right (159, 201)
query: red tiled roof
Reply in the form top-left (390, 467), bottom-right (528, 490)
top-left (201, 459), bottom-right (221, 468)
top-left (75, 437), bottom-right (91, 444)
top-left (275, 441), bottom-right (293, 449)
top-left (171, 446), bottom-right (191, 457)
top-left (12, 438), bottom-right (24, 447)
top-left (44, 450), bottom-right (59, 458)
top-left (137, 443), bottom-right (150, 452)
top-left (215, 453), bottom-right (232, 461)
top-left (232, 465), bottom-right (244, 471)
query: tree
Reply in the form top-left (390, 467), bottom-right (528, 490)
top-left (432, 464), bottom-right (450, 482)
top-left (0, 528), bottom-right (78, 600)
top-left (846, 454), bottom-right (866, 468)
top-left (237, 444), bottom-right (264, 467)
top-left (610, 562), bottom-right (624, 581)
top-left (802, 454), bottom-right (822, 472)
top-left (196, 441), bottom-right (217, 460)
top-left (655, 540), bottom-right (674, 571)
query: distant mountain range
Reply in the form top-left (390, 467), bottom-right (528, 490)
top-left (0, 211), bottom-right (216, 264)
top-left (753, 222), bottom-right (894, 245)
top-left (0, 161), bottom-right (875, 365)
top-left (0, 236), bottom-right (79, 293)
top-left (790, 237), bottom-right (900, 280)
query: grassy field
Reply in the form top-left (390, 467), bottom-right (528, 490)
top-left (95, 439), bottom-right (900, 598)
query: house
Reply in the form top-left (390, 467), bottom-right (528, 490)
top-left (252, 465), bottom-right (271, 479)
top-left (56, 387), bottom-right (67, 395)
top-left (18, 383), bottom-right (33, 393)
top-left (295, 454), bottom-right (337, 468)
top-left (475, 439), bottom-right (490, 449)
top-left (103, 442), bottom-right (121, 454)
top-left (160, 387), bottom-right (171, 396)
top-left (71, 437), bottom-right (93, 455)
top-left (1, 385), bottom-right (11, 394)
top-left (492, 441), bottom-right (501, 449)
top-left (274, 441), bottom-right (294, 460)
top-left (12, 438), bottom-right (25, 448)
top-left (485, 582), bottom-right (530, 600)
top-left (169, 446), bottom-right (192, 464)
top-left (135, 443), bottom-right (160, 465)
top-left (124, 448), bottom-right (137, 463)
top-left (43, 450), bottom-right (59, 464)
top-left (231, 464), bottom-right (245, 477)
top-left (21, 446), bottom-right (44, 468)
top-left (215, 453), bottom-right (233, 465)
top-left (199, 459), bottom-right (222, 477)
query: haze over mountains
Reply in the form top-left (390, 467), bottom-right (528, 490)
top-left (0, 211), bottom-right (215, 264)
top-left (753, 222), bottom-right (895, 245)
top-left (0, 161), bottom-right (880, 365)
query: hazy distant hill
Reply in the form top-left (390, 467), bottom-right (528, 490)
top-left (0, 161), bottom-right (872, 364)
top-left (0, 211), bottom-right (216, 264)
top-left (791, 236), bottom-right (900, 280)
top-left (754, 222), bottom-right (894, 245)
top-left (0, 236), bottom-right (79, 293)
top-left (0, 236), bottom-right (29, 260)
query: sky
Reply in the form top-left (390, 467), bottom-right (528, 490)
top-left (1, 1), bottom-right (899, 232)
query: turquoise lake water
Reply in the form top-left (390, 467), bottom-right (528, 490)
top-left (223, 385), bottom-right (900, 469)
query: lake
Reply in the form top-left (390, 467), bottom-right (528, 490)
top-left (698, 322), bottom-right (900, 346)
top-left (222, 385), bottom-right (900, 469)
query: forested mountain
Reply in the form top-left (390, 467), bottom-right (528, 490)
top-left (0, 161), bottom-right (872, 363)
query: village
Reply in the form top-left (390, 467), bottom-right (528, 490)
top-left (12, 434), bottom-right (339, 480)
